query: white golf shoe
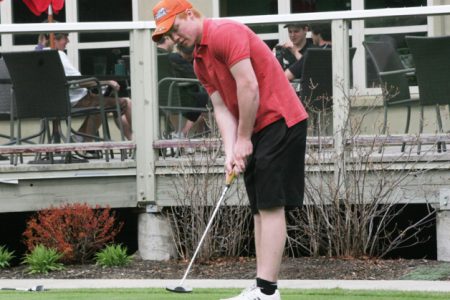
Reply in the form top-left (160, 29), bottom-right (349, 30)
top-left (220, 285), bottom-right (281, 300)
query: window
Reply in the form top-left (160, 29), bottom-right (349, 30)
top-left (76, 0), bottom-right (132, 74)
top-left (79, 47), bottom-right (129, 75)
top-left (78, 0), bottom-right (131, 43)
top-left (365, 0), bottom-right (427, 27)
top-left (220, 0), bottom-right (277, 17)
top-left (5, 1), bottom-right (132, 76)
top-left (291, 0), bottom-right (350, 13)
top-left (220, 0), bottom-right (278, 34)
top-left (363, 1), bottom-right (427, 88)
top-left (78, 0), bottom-right (131, 22)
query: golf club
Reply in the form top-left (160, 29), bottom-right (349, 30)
top-left (1, 285), bottom-right (44, 292)
top-left (166, 172), bottom-right (236, 293)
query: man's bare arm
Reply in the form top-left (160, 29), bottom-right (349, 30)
top-left (229, 58), bottom-right (259, 174)
top-left (230, 58), bottom-right (259, 141)
top-left (210, 91), bottom-right (237, 175)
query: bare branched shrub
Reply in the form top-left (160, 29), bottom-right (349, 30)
top-left (287, 84), bottom-right (436, 258)
top-left (163, 140), bottom-right (252, 261)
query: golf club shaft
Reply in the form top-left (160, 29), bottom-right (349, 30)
top-left (0, 287), bottom-right (38, 291)
top-left (178, 184), bottom-right (230, 286)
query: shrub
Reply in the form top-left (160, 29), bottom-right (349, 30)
top-left (22, 244), bottom-right (64, 274)
top-left (285, 90), bottom-right (436, 258)
top-left (95, 244), bottom-right (132, 267)
top-left (164, 144), bottom-right (252, 261)
top-left (23, 203), bottom-right (123, 264)
top-left (0, 245), bottom-right (14, 269)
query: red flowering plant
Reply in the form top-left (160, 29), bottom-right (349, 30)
top-left (23, 203), bottom-right (123, 264)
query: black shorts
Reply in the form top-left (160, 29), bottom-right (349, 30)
top-left (244, 118), bottom-right (307, 215)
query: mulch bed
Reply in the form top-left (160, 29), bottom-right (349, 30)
top-left (0, 255), bottom-right (445, 280)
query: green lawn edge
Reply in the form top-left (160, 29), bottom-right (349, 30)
top-left (1, 288), bottom-right (450, 300)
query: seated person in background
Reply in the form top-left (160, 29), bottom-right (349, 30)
top-left (51, 33), bottom-right (133, 142)
top-left (273, 23), bottom-right (312, 71)
top-left (35, 33), bottom-right (49, 50)
top-left (168, 44), bottom-right (209, 138)
top-left (310, 23), bottom-right (332, 49)
top-left (157, 36), bottom-right (175, 54)
top-left (285, 23), bottom-right (332, 81)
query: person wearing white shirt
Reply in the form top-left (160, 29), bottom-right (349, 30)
top-left (52, 33), bottom-right (133, 141)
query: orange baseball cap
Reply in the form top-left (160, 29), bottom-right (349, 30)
top-left (152, 0), bottom-right (193, 42)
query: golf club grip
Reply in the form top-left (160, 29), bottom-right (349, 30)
top-left (226, 172), bottom-right (236, 186)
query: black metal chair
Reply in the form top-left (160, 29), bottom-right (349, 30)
top-left (363, 40), bottom-right (418, 152)
top-left (300, 48), bottom-right (356, 137)
top-left (2, 50), bottom-right (124, 164)
top-left (0, 58), bottom-right (13, 143)
top-left (0, 57), bottom-right (14, 161)
top-left (406, 35), bottom-right (450, 153)
top-left (157, 52), bottom-right (212, 156)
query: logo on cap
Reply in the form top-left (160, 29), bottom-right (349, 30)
top-left (155, 7), bottom-right (168, 21)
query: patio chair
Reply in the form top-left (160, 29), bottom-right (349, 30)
top-left (1, 57), bottom-right (58, 163)
top-left (363, 40), bottom-right (418, 152)
top-left (2, 50), bottom-right (124, 164)
top-left (0, 58), bottom-right (13, 143)
top-left (0, 58), bottom-right (14, 162)
top-left (157, 52), bottom-right (212, 156)
top-left (406, 35), bottom-right (450, 153)
top-left (300, 48), bottom-right (356, 137)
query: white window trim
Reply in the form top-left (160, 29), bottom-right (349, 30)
top-left (1, 1), bottom-right (132, 72)
top-left (65, 1), bottom-right (131, 71)
top-left (0, 0), bottom-right (13, 53)
top-left (65, 0), bottom-right (79, 70)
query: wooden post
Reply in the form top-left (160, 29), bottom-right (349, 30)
top-left (130, 28), bottom-right (157, 205)
top-left (331, 19), bottom-right (350, 197)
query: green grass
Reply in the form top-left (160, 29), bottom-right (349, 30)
top-left (1, 288), bottom-right (450, 300)
top-left (401, 263), bottom-right (450, 280)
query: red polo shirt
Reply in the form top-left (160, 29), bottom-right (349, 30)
top-left (194, 18), bottom-right (308, 133)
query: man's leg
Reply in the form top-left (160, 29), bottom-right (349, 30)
top-left (118, 97), bottom-right (132, 140)
top-left (220, 208), bottom-right (285, 300)
top-left (255, 207), bottom-right (286, 282)
top-left (100, 96), bottom-right (133, 140)
top-left (74, 94), bottom-right (133, 141)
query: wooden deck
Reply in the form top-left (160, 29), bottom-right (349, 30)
top-left (1, 135), bottom-right (450, 213)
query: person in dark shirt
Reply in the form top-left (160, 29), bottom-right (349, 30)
top-left (273, 23), bottom-right (312, 71)
top-left (310, 23), bottom-right (332, 48)
top-left (156, 36), bottom-right (175, 54)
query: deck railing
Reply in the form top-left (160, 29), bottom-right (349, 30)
top-left (1, 5), bottom-right (450, 204)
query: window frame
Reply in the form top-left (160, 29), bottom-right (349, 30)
top-left (1, 0), bottom-right (432, 91)
top-left (0, 0), bottom-right (134, 73)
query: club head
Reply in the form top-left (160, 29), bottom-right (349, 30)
top-left (166, 285), bottom-right (193, 293)
top-left (29, 285), bottom-right (44, 292)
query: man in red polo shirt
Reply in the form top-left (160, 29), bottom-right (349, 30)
top-left (152, 1), bottom-right (308, 299)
